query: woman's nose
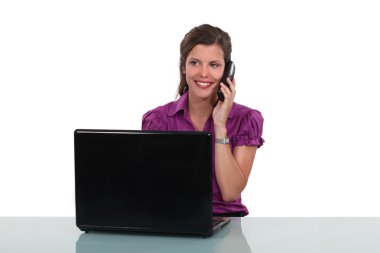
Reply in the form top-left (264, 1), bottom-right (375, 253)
top-left (200, 65), bottom-right (208, 78)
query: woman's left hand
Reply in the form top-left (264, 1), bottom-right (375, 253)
top-left (212, 77), bottom-right (236, 129)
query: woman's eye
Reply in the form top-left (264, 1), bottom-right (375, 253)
top-left (190, 61), bottom-right (199, 65)
top-left (211, 63), bottom-right (219, 68)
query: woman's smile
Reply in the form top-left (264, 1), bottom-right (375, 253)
top-left (195, 80), bottom-right (213, 88)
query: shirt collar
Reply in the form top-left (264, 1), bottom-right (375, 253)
top-left (168, 91), bottom-right (189, 116)
top-left (168, 91), bottom-right (234, 118)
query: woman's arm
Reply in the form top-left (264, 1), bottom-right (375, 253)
top-left (212, 79), bottom-right (258, 202)
top-left (214, 127), bottom-right (257, 202)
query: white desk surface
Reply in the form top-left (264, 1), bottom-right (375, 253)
top-left (1, 217), bottom-right (379, 253)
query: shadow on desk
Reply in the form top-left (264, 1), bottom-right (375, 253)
top-left (75, 218), bottom-right (251, 253)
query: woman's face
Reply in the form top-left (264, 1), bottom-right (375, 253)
top-left (183, 44), bottom-right (225, 101)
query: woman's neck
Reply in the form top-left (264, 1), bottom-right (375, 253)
top-left (187, 92), bottom-right (218, 131)
top-left (187, 92), bottom-right (216, 119)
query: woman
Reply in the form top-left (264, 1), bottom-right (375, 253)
top-left (142, 24), bottom-right (264, 216)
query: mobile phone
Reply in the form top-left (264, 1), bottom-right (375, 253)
top-left (217, 61), bottom-right (235, 101)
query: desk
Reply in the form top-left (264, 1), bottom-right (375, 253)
top-left (0, 217), bottom-right (379, 252)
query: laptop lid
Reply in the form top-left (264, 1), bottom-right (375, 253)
top-left (74, 129), bottom-right (222, 236)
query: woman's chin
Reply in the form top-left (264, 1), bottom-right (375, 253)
top-left (191, 90), bottom-right (218, 101)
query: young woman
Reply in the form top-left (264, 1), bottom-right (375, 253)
top-left (142, 24), bottom-right (264, 216)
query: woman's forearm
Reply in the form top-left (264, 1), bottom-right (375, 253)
top-left (214, 127), bottom-right (248, 202)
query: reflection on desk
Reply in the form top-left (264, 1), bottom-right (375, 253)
top-left (75, 218), bottom-right (251, 253)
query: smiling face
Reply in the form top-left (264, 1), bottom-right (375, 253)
top-left (183, 44), bottom-right (225, 101)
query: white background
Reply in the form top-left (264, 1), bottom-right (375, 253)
top-left (1, 0), bottom-right (379, 217)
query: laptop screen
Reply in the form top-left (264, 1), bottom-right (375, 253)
top-left (74, 130), bottom-right (213, 234)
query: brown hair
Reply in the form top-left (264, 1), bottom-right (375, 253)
top-left (176, 24), bottom-right (232, 97)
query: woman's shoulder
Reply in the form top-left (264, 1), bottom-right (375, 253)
top-left (231, 102), bottom-right (263, 121)
top-left (230, 102), bottom-right (265, 147)
top-left (142, 100), bottom-right (177, 118)
top-left (142, 100), bottom-right (178, 130)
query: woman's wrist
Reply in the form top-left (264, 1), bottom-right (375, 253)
top-left (214, 127), bottom-right (227, 139)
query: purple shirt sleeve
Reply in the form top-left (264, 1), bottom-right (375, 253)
top-left (235, 110), bottom-right (265, 148)
top-left (142, 108), bottom-right (168, 131)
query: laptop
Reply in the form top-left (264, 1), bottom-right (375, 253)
top-left (74, 129), bottom-right (231, 237)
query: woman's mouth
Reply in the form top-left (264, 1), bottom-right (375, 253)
top-left (195, 81), bottom-right (212, 89)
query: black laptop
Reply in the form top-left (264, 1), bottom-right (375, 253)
top-left (74, 129), bottom-right (230, 237)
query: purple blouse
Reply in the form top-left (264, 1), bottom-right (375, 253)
top-left (142, 91), bottom-right (264, 216)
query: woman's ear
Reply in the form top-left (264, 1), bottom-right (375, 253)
top-left (181, 65), bottom-right (186, 74)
